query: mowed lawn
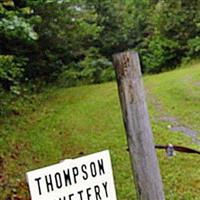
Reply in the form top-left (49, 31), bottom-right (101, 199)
top-left (1, 63), bottom-right (200, 199)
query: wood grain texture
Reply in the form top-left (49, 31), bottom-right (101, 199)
top-left (113, 51), bottom-right (165, 200)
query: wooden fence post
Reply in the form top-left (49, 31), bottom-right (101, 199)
top-left (113, 51), bottom-right (165, 200)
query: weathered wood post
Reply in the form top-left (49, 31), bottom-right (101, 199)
top-left (113, 51), bottom-right (165, 200)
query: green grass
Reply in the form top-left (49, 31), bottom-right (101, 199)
top-left (1, 63), bottom-right (200, 199)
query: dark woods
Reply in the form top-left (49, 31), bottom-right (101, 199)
top-left (1, 0), bottom-right (200, 98)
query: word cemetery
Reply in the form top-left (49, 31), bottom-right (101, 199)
top-left (26, 150), bottom-right (117, 200)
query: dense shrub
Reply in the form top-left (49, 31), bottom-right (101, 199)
top-left (187, 36), bottom-right (200, 58)
top-left (78, 48), bottom-right (114, 84)
top-left (142, 35), bottom-right (179, 73)
top-left (0, 55), bottom-right (26, 94)
top-left (58, 48), bottom-right (114, 87)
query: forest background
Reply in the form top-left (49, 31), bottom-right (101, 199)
top-left (1, 0), bottom-right (200, 115)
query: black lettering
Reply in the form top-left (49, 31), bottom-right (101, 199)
top-left (77, 190), bottom-right (83, 200)
top-left (45, 175), bottom-right (54, 192)
top-left (81, 164), bottom-right (88, 180)
top-left (102, 182), bottom-right (108, 197)
top-left (90, 162), bottom-right (97, 177)
top-left (59, 197), bottom-right (66, 200)
top-left (94, 185), bottom-right (102, 200)
top-left (98, 159), bottom-right (105, 175)
top-left (69, 193), bottom-right (74, 200)
top-left (72, 167), bottom-right (79, 184)
top-left (55, 172), bottom-right (62, 189)
top-left (86, 188), bottom-right (92, 200)
top-left (34, 177), bottom-right (42, 195)
top-left (63, 169), bottom-right (72, 186)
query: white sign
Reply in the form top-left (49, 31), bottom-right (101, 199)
top-left (26, 150), bottom-right (117, 200)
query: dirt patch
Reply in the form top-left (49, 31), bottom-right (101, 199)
top-left (170, 126), bottom-right (200, 145)
top-left (170, 126), bottom-right (197, 137)
top-left (159, 116), bottom-right (177, 123)
top-left (160, 114), bottom-right (200, 145)
top-left (147, 92), bottom-right (200, 145)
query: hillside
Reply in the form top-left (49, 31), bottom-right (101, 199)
top-left (1, 63), bottom-right (200, 200)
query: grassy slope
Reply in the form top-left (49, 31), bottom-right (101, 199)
top-left (0, 63), bottom-right (200, 199)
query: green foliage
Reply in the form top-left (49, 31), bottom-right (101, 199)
top-left (188, 36), bottom-right (200, 57)
top-left (0, 0), bottom-right (39, 96)
top-left (79, 48), bottom-right (114, 84)
top-left (144, 0), bottom-right (200, 71)
top-left (26, 0), bottom-right (101, 81)
top-left (0, 55), bottom-right (26, 93)
top-left (58, 63), bottom-right (81, 87)
top-left (0, 15), bottom-right (38, 41)
top-left (142, 35), bottom-right (179, 73)
top-left (58, 48), bottom-right (114, 87)
top-left (0, 54), bottom-right (27, 115)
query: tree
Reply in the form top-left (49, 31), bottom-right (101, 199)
top-left (0, 0), bottom-right (38, 92)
